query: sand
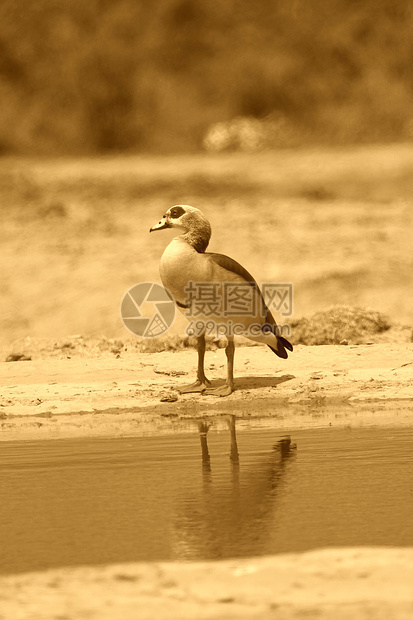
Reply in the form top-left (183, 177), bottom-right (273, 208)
top-left (1, 342), bottom-right (412, 440)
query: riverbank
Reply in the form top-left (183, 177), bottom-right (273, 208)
top-left (2, 342), bottom-right (413, 619)
top-left (1, 342), bottom-right (412, 441)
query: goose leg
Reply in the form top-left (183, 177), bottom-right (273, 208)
top-left (198, 421), bottom-right (212, 475)
top-left (179, 333), bottom-right (211, 393)
top-left (204, 337), bottom-right (235, 397)
top-left (226, 414), bottom-right (239, 463)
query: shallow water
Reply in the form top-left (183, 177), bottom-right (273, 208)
top-left (1, 420), bottom-right (412, 574)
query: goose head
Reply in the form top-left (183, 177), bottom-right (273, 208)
top-left (150, 205), bottom-right (212, 253)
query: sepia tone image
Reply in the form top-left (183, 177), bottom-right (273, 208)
top-left (1, 1), bottom-right (413, 618)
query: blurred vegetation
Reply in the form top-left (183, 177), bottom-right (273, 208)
top-left (0, 0), bottom-right (413, 154)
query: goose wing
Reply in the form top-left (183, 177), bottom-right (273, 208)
top-left (207, 252), bottom-right (257, 285)
top-left (207, 252), bottom-right (293, 357)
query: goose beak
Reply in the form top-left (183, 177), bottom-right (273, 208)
top-left (150, 216), bottom-right (170, 232)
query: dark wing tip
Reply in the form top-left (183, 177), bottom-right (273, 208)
top-left (268, 341), bottom-right (288, 359)
top-left (278, 336), bottom-right (293, 352)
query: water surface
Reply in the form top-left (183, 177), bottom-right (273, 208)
top-left (1, 421), bottom-right (412, 574)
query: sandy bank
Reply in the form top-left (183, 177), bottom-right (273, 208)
top-left (0, 343), bottom-right (412, 440)
top-left (1, 548), bottom-right (412, 619)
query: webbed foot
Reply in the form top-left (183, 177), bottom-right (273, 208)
top-left (179, 379), bottom-right (211, 394)
top-left (203, 383), bottom-right (233, 397)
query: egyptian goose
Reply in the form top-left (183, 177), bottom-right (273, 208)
top-left (150, 205), bottom-right (292, 396)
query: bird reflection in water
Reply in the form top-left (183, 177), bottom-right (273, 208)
top-left (172, 415), bottom-right (297, 560)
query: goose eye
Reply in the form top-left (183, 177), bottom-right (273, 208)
top-left (170, 206), bottom-right (185, 219)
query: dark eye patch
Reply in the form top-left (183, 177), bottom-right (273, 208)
top-left (169, 206), bottom-right (185, 219)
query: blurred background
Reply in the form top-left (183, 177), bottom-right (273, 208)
top-left (1, 0), bottom-right (413, 352)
